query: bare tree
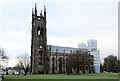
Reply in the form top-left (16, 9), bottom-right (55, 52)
top-left (66, 49), bottom-right (93, 74)
top-left (17, 53), bottom-right (30, 76)
top-left (0, 48), bottom-right (9, 70)
top-left (13, 63), bottom-right (23, 74)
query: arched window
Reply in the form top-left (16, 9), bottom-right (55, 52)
top-left (52, 57), bottom-right (55, 64)
top-left (38, 51), bottom-right (42, 65)
top-left (37, 27), bottom-right (40, 35)
top-left (52, 57), bottom-right (55, 73)
top-left (59, 57), bottom-right (62, 73)
top-left (38, 30), bottom-right (40, 35)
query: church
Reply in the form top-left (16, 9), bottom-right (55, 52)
top-left (30, 4), bottom-right (95, 74)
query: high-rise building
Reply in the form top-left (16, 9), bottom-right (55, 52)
top-left (87, 39), bottom-right (97, 51)
top-left (78, 43), bottom-right (87, 49)
top-left (78, 39), bottom-right (100, 73)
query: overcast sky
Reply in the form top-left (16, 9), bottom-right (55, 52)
top-left (0, 0), bottom-right (118, 67)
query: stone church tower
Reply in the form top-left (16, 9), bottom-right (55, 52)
top-left (31, 4), bottom-right (49, 74)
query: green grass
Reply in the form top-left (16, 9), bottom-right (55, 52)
top-left (0, 75), bottom-right (2, 81)
top-left (79, 72), bottom-right (118, 77)
top-left (3, 73), bottom-right (118, 79)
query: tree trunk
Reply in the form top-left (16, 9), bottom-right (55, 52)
top-left (24, 70), bottom-right (27, 76)
top-left (76, 67), bottom-right (79, 74)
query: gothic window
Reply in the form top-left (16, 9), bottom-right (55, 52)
top-left (38, 17), bottom-right (40, 20)
top-left (39, 52), bottom-right (42, 59)
top-left (52, 57), bottom-right (55, 74)
top-left (39, 59), bottom-right (42, 65)
top-left (37, 27), bottom-right (40, 35)
top-left (59, 57), bottom-right (62, 73)
top-left (38, 51), bottom-right (42, 65)
top-left (52, 57), bottom-right (55, 64)
top-left (38, 30), bottom-right (40, 35)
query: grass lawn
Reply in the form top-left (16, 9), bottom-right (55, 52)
top-left (0, 75), bottom-right (2, 81)
top-left (3, 73), bottom-right (118, 79)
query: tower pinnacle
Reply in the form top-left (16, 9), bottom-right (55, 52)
top-left (44, 5), bottom-right (46, 13)
top-left (32, 8), bottom-right (34, 15)
top-left (35, 3), bottom-right (37, 10)
top-left (44, 5), bottom-right (46, 19)
top-left (35, 3), bottom-right (37, 16)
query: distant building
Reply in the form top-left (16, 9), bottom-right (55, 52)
top-left (87, 39), bottom-right (97, 51)
top-left (6, 67), bottom-right (24, 75)
top-left (78, 39), bottom-right (100, 73)
top-left (78, 43), bottom-right (87, 49)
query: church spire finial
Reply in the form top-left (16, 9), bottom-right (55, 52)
top-left (35, 3), bottom-right (37, 10)
top-left (35, 3), bottom-right (37, 16)
top-left (44, 5), bottom-right (46, 19)
top-left (32, 8), bottom-right (34, 15)
top-left (44, 5), bottom-right (46, 13)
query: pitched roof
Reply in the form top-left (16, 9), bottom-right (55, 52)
top-left (48, 45), bottom-right (78, 53)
